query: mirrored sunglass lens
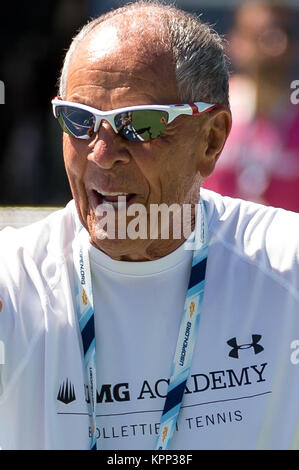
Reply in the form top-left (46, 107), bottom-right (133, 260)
top-left (57, 106), bottom-right (95, 138)
top-left (114, 110), bottom-right (169, 142)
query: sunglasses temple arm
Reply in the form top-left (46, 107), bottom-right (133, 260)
top-left (166, 106), bottom-right (193, 123)
top-left (169, 103), bottom-right (217, 121)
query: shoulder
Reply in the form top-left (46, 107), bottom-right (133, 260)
top-left (201, 189), bottom-right (299, 292)
top-left (0, 200), bottom-right (80, 265)
top-left (0, 200), bottom-right (81, 310)
top-left (0, 201), bottom-right (81, 396)
top-left (0, 201), bottom-right (81, 387)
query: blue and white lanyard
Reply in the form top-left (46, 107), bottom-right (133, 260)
top-left (73, 200), bottom-right (209, 450)
top-left (73, 233), bottom-right (97, 450)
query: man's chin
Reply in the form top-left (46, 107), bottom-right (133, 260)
top-left (89, 234), bottom-right (147, 261)
top-left (85, 216), bottom-right (137, 259)
top-left (85, 208), bottom-right (149, 260)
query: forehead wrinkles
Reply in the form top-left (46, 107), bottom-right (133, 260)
top-left (67, 19), bottom-right (178, 102)
top-left (68, 45), bottom-right (174, 88)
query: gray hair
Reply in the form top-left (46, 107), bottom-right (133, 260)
top-left (58, 1), bottom-right (230, 107)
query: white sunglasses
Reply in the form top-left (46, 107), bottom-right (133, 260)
top-left (51, 97), bottom-right (217, 142)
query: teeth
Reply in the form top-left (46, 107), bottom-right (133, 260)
top-left (96, 190), bottom-right (128, 196)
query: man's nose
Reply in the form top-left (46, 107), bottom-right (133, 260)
top-left (87, 120), bottom-right (131, 169)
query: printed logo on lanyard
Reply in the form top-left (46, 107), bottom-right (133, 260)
top-left (73, 233), bottom-right (97, 450)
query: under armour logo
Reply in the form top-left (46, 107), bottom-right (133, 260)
top-left (227, 335), bottom-right (264, 359)
top-left (57, 378), bottom-right (76, 404)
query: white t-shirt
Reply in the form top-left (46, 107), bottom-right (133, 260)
top-left (0, 189), bottom-right (298, 450)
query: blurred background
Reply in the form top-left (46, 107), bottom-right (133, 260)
top-left (0, 0), bottom-right (298, 211)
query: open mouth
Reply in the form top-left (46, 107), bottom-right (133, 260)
top-left (91, 190), bottom-right (137, 210)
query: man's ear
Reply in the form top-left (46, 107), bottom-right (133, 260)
top-left (198, 107), bottom-right (232, 178)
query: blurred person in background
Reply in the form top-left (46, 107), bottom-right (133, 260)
top-left (204, 0), bottom-right (299, 212)
top-left (0, 0), bottom-right (86, 206)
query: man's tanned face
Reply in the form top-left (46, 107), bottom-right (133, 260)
top-left (63, 19), bottom-right (212, 261)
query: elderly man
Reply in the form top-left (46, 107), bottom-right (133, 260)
top-left (0, 1), bottom-right (298, 451)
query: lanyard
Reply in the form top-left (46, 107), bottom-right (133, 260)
top-left (73, 200), bottom-right (209, 450)
top-left (73, 232), bottom-right (97, 450)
